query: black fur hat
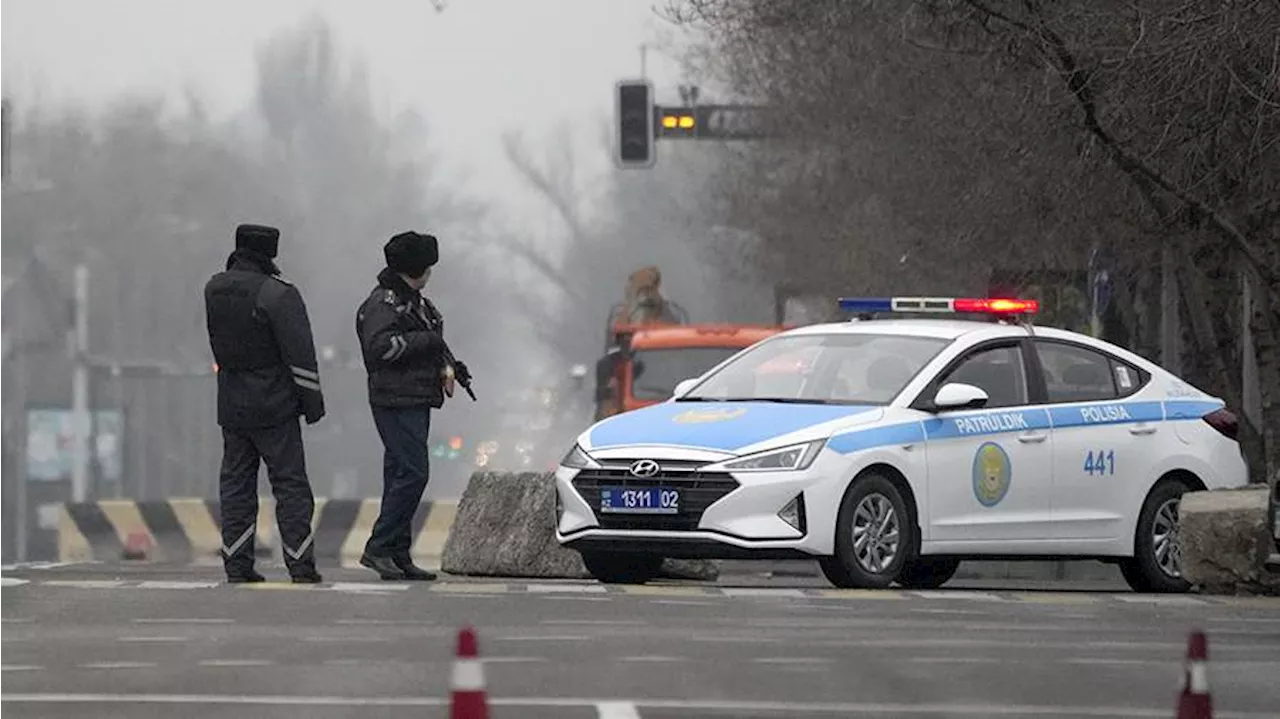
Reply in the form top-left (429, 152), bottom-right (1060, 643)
top-left (235, 224), bottom-right (280, 258)
top-left (384, 231), bottom-right (438, 277)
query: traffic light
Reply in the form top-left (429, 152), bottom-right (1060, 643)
top-left (657, 107), bottom-right (697, 138)
top-left (615, 79), bottom-right (655, 168)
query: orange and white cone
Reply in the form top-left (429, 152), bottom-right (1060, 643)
top-left (1176, 629), bottom-right (1213, 719)
top-left (450, 626), bottom-right (488, 719)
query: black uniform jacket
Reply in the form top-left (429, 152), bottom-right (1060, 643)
top-left (204, 250), bottom-right (325, 429)
top-left (356, 268), bottom-right (446, 409)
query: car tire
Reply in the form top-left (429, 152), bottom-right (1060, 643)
top-left (896, 557), bottom-right (961, 589)
top-left (1119, 478), bottom-right (1193, 594)
top-left (580, 551), bottom-right (663, 585)
top-left (823, 472), bottom-right (915, 589)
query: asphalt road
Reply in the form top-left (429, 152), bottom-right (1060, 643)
top-left (3, 563), bottom-right (1279, 718)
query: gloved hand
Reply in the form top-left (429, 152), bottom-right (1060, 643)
top-left (305, 407), bottom-right (325, 425)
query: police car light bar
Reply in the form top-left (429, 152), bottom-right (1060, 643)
top-left (837, 297), bottom-right (1039, 315)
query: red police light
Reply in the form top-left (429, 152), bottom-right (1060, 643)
top-left (953, 298), bottom-right (1039, 315)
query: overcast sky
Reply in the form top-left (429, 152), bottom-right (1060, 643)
top-left (2, 0), bottom-right (692, 229)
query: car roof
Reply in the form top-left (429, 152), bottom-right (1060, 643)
top-left (780, 318), bottom-right (1023, 341)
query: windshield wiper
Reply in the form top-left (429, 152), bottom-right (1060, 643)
top-left (685, 396), bottom-right (834, 405)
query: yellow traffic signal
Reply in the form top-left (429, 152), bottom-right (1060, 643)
top-left (678, 115), bottom-right (694, 129)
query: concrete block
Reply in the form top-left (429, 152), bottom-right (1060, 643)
top-left (1180, 485), bottom-right (1280, 595)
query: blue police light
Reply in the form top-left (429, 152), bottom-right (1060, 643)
top-left (838, 297), bottom-right (1039, 315)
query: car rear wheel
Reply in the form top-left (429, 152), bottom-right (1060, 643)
top-left (823, 473), bottom-right (915, 589)
top-left (1120, 478), bottom-right (1193, 594)
top-left (896, 557), bottom-right (961, 589)
top-left (580, 551), bottom-right (663, 585)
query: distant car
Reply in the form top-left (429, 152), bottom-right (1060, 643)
top-left (554, 296), bottom-right (1249, 593)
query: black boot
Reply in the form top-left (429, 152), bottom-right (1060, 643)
top-left (393, 556), bottom-right (437, 581)
top-left (227, 568), bottom-right (265, 584)
top-left (360, 553), bottom-right (406, 580)
top-left (290, 566), bottom-right (323, 584)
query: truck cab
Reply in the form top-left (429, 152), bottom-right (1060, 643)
top-left (593, 323), bottom-right (784, 421)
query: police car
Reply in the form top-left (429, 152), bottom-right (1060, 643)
top-left (554, 296), bottom-right (1249, 593)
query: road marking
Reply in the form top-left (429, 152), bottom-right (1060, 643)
top-left (6, 694), bottom-right (1278, 717)
top-left (650, 599), bottom-right (715, 606)
top-left (1011, 592), bottom-right (1101, 605)
top-left (1, 665), bottom-right (42, 672)
top-left (1, 618), bottom-right (34, 624)
top-left (1061, 658), bottom-right (1154, 666)
top-left (429, 583), bottom-right (510, 593)
top-left (133, 618), bottom-right (232, 625)
top-left (80, 662), bottom-right (158, 670)
top-left (303, 636), bottom-right (391, 643)
top-left (329, 582), bottom-right (410, 592)
top-left (335, 619), bottom-right (427, 626)
top-left (494, 634), bottom-right (590, 642)
top-left (596, 701), bottom-right (642, 719)
top-left (43, 580), bottom-right (126, 589)
top-left (617, 655), bottom-right (686, 662)
top-left (480, 657), bottom-right (544, 664)
top-left (117, 636), bottom-right (188, 643)
top-left (543, 596), bottom-right (612, 602)
top-left (1112, 594), bottom-right (1205, 606)
top-left (1, 578), bottom-right (30, 588)
top-left (811, 589), bottom-right (907, 600)
top-left (137, 581), bottom-right (221, 590)
top-left (911, 590), bottom-right (1007, 602)
top-left (909, 608), bottom-right (989, 616)
top-left (618, 585), bottom-right (709, 596)
top-left (688, 635), bottom-right (780, 644)
top-left (525, 583), bottom-right (608, 594)
top-left (198, 660), bottom-right (274, 667)
top-left (907, 657), bottom-right (1003, 664)
top-left (542, 619), bottom-right (646, 626)
top-left (722, 588), bottom-right (808, 598)
top-left (752, 657), bottom-right (833, 664)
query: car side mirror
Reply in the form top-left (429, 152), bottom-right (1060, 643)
top-left (931, 382), bottom-right (989, 412)
top-left (673, 378), bottom-right (699, 398)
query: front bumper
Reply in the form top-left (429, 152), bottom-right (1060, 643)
top-left (553, 459), bottom-right (843, 556)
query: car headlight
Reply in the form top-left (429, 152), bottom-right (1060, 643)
top-left (559, 443), bottom-right (599, 469)
top-left (717, 440), bottom-right (826, 472)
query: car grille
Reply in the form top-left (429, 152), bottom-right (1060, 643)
top-left (572, 465), bottom-right (739, 531)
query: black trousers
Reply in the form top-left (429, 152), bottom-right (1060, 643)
top-left (364, 405), bottom-right (431, 560)
top-left (219, 419), bottom-right (316, 576)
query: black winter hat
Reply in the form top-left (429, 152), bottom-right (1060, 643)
top-left (235, 224), bottom-right (280, 258)
top-left (384, 231), bottom-right (438, 277)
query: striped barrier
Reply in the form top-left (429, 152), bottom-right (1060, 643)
top-left (58, 499), bottom-right (458, 570)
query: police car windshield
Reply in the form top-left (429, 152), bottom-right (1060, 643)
top-left (679, 333), bottom-right (949, 405)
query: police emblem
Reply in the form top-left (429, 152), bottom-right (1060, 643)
top-left (671, 408), bottom-right (748, 424)
top-left (971, 442), bottom-right (1012, 507)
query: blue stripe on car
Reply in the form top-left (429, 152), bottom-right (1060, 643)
top-left (826, 399), bottom-right (1225, 456)
top-left (588, 402), bottom-right (879, 452)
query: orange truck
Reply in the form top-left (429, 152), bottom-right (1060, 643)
top-left (590, 283), bottom-right (829, 421)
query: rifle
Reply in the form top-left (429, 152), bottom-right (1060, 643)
top-left (440, 339), bottom-right (477, 401)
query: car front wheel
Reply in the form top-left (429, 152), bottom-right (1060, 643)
top-left (580, 551), bottom-right (663, 585)
top-left (823, 473), bottom-right (915, 589)
top-left (1120, 479), bottom-right (1193, 594)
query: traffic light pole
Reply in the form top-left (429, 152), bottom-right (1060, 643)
top-left (614, 80), bottom-right (775, 168)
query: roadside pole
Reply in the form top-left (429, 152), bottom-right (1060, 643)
top-left (70, 263), bottom-right (90, 502)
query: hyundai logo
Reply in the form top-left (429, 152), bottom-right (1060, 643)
top-left (629, 459), bottom-right (661, 478)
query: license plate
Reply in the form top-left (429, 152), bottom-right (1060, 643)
top-left (599, 487), bottom-right (679, 514)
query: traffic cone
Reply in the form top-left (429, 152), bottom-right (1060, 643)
top-left (450, 626), bottom-right (489, 719)
top-left (1176, 629), bottom-right (1213, 719)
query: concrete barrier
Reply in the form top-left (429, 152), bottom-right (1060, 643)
top-left (1180, 485), bottom-right (1280, 595)
top-left (57, 498), bottom-right (456, 570)
top-left (440, 471), bottom-right (719, 580)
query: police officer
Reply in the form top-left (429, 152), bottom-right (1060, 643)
top-left (356, 231), bottom-right (467, 580)
top-left (204, 224), bottom-right (325, 584)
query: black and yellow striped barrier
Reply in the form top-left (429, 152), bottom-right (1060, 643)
top-left (58, 499), bottom-right (458, 569)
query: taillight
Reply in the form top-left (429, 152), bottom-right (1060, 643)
top-left (1203, 408), bottom-right (1239, 441)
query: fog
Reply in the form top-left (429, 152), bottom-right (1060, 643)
top-left (1, 0), bottom-right (773, 539)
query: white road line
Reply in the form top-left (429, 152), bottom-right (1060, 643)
top-left (525, 583), bottom-right (608, 593)
top-left (117, 636), bottom-right (188, 643)
top-left (494, 635), bottom-right (591, 642)
top-left (1112, 594), bottom-right (1205, 605)
top-left (596, 701), bottom-right (642, 719)
top-left (335, 619), bottom-right (425, 626)
top-left (302, 636), bottom-right (391, 643)
top-left (80, 662), bottom-right (158, 670)
top-left (44, 580), bottom-right (126, 589)
top-left (617, 656), bottom-right (686, 662)
top-left (907, 657), bottom-right (1003, 664)
top-left (722, 588), bottom-right (808, 598)
top-left (910, 591), bottom-right (1007, 602)
top-left (198, 660), bottom-right (274, 667)
top-left (133, 618), bottom-right (233, 625)
top-left (1, 618), bottom-right (34, 624)
top-left (1, 665), bottom-right (43, 672)
top-left (688, 635), bottom-right (780, 644)
top-left (650, 600), bottom-right (714, 606)
top-left (541, 619), bottom-right (646, 626)
top-left (480, 657), bottom-right (545, 664)
top-left (1, 578), bottom-right (30, 588)
top-left (137, 581), bottom-right (221, 590)
top-left (909, 608), bottom-right (989, 616)
top-left (5, 694), bottom-right (1278, 717)
top-left (752, 657), bottom-right (834, 664)
top-left (328, 583), bottom-right (411, 592)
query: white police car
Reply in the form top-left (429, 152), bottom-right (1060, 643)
top-left (554, 296), bottom-right (1248, 593)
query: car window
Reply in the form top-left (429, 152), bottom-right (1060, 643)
top-left (1035, 341), bottom-right (1120, 403)
top-left (682, 333), bottom-right (949, 405)
top-left (630, 347), bottom-right (743, 401)
top-left (936, 344), bottom-right (1029, 409)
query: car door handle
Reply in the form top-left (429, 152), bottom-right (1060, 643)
top-left (1016, 432), bottom-right (1047, 444)
top-left (1129, 424), bottom-right (1158, 436)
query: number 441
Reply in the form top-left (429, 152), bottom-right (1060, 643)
top-left (1084, 449), bottom-right (1115, 476)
